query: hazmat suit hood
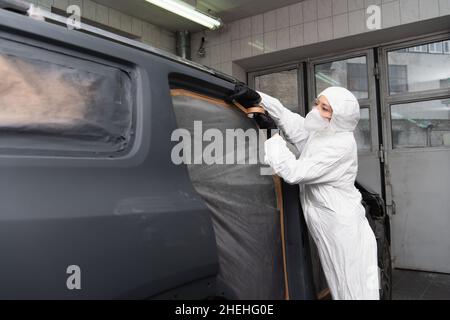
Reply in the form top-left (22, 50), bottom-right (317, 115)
top-left (318, 87), bottom-right (360, 133)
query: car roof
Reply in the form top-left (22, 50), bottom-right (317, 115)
top-left (0, 1), bottom-right (242, 86)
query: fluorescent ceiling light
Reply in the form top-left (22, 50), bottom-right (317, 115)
top-left (145, 0), bottom-right (222, 30)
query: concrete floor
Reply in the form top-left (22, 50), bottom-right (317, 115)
top-left (393, 269), bottom-right (450, 300)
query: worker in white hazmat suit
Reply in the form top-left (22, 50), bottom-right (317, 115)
top-left (254, 86), bottom-right (380, 300)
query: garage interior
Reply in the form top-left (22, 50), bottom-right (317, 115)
top-left (16, 0), bottom-right (450, 299)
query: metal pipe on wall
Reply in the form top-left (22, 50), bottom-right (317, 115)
top-left (176, 30), bottom-right (191, 60)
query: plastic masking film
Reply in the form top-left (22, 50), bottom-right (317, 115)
top-left (0, 48), bottom-right (132, 153)
top-left (171, 94), bottom-right (285, 299)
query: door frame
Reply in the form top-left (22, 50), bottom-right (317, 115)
top-left (378, 32), bottom-right (450, 216)
top-left (307, 49), bottom-right (380, 157)
top-left (248, 62), bottom-right (307, 116)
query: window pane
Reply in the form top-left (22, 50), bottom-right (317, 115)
top-left (0, 46), bottom-right (132, 155)
top-left (355, 107), bottom-right (371, 151)
top-left (388, 40), bottom-right (450, 94)
top-left (444, 41), bottom-right (450, 54)
top-left (391, 99), bottom-right (450, 148)
top-left (428, 42), bottom-right (443, 54)
top-left (254, 69), bottom-right (299, 113)
top-left (315, 56), bottom-right (368, 99)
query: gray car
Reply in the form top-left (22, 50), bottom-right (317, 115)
top-left (0, 1), bottom-right (391, 300)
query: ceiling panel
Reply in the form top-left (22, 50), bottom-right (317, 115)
top-left (93, 0), bottom-right (303, 32)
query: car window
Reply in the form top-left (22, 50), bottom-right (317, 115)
top-left (0, 39), bottom-right (132, 155)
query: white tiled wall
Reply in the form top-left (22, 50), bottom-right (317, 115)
top-left (191, 0), bottom-right (450, 79)
top-left (29, 0), bottom-right (176, 54)
top-left (381, 1), bottom-right (400, 28)
top-left (399, 0), bottom-right (419, 24)
top-left (440, 0), bottom-right (450, 15)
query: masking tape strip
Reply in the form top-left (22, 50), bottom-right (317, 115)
top-left (170, 89), bottom-right (265, 115)
top-left (318, 288), bottom-right (331, 300)
top-left (273, 175), bottom-right (290, 300)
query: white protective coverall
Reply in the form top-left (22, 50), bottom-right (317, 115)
top-left (260, 87), bottom-right (379, 300)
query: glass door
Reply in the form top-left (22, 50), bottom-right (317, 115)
top-left (308, 50), bottom-right (383, 195)
top-left (249, 64), bottom-right (305, 115)
top-left (379, 35), bottom-right (450, 273)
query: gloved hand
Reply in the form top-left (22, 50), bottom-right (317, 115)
top-left (226, 84), bottom-right (278, 133)
top-left (254, 112), bottom-right (278, 130)
top-left (225, 84), bottom-right (261, 108)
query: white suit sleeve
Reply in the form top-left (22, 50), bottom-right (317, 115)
top-left (264, 135), bottom-right (350, 185)
top-left (257, 92), bottom-right (309, 149)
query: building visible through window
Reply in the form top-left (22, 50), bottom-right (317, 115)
top-left (347, 63), bottom-right (368, 94)
top-left (444, 41), bottom-right (450, 54)
top-left (407, 41), bottom-right (450, 55)
top-left (388, 65), bottom-right (408, 94)
top-left (429, 42), bottom-right (443, 54)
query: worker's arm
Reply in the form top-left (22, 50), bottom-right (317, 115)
top-left (264, 134), bottom-right (349, 185)
top-left (257, 92), bottom-right (310, 151)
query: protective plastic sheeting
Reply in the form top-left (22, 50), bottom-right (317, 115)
top-left (171, 93), bottom-right (285, 299)
top-left (0, 40), bottom-right (132, 154)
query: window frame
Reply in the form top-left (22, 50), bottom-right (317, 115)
top-left (380, 33), bottom-right (450, 152)
top-left (248, 63), bottom-right (306, 116)
top-left (389, 98), bottom-right (450, 149)
top-left (307, 49), bottom-right (379, 156)
top-left (0, 35), bottom-right (137, 158)
top-left (312, 56), bottom-right (370, 100)
top-left (384, 36), bottom-right (450, 99)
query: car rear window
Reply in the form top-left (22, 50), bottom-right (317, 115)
top-left (0, 39), bottom-right (132, 156)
